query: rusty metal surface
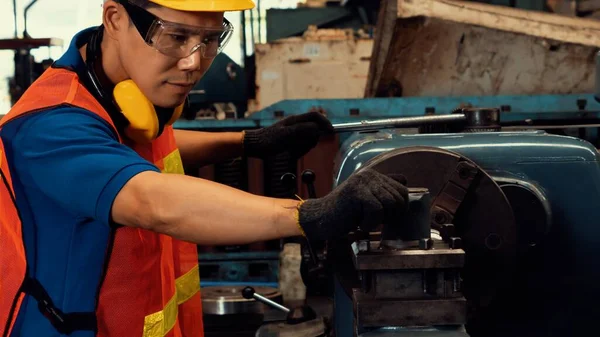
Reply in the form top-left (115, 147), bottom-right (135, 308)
top-left (354, 290), bottom-right (467, 327)
top-left (353, 246), bottom-right (465, 270)
top-left (365, 5), bottom-right (599, 98)
top-left (373, 269), bottom-right (462, 300)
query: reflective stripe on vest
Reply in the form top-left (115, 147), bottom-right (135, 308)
top-left (0, 66), bottom-right (203, 337)
top-left (143, 265), bottom-right (200, 337)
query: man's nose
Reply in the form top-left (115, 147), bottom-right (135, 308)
top-left (178, 47), bottom-right (203, 71)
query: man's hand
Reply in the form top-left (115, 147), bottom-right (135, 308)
top-left (243, 111), bottom-right (334, 158)
top-left (297, 169), bottom-right (409, 241)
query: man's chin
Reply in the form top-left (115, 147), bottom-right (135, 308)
top-left (153, 96), bottom-right (187, 109)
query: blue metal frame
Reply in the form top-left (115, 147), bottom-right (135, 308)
top-left (331, 130), bottom-right (600, 336)
top-left (174, 93), bottom-right (600, 130)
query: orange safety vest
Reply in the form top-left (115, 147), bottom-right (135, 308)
top-left (0, 66), bottom-right (204, 337)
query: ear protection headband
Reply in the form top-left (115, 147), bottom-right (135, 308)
top-left (83, 25), bottom-right (184, 143)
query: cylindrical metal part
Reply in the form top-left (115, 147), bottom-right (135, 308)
top-left (381, 188), bottom-right (431, 247)
top-left (462, 108), bottom-right (501, 132)
top-left (253, 293), bottom-right (290, 313)
top-left (332, 114), bottom-right (467, 133)
top-left (202, 286), bottom-right (283, 315)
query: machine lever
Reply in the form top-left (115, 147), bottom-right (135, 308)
top-left (302, 170), bottom-right (317, 199)
top-left (332, 114), bottom-right (467, 133)
top-left (242, 286), bottom-right (290, 313)
top-left (301, 170), bottom-right (317, 199)
top-left (299, 169), bottom-right (320, 266)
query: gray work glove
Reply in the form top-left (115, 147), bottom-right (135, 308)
top-left (243, 111), bottom-right (334, 158)
top-left (298, 169), bottom-right (409, 241)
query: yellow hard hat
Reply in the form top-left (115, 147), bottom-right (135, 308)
top-left (149, 0), bottom-right (255, 12)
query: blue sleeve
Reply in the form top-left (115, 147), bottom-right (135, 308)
top-left (10, 107), bottom-right (160, 226)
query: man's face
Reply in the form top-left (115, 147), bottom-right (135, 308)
top-left (117, 4), bottom-right (224, 108)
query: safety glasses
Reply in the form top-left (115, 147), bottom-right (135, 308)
top-left (116, 0), bottom-right (233, 59)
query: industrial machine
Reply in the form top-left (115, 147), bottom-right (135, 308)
top-left (181, 1), bottom-right (600, 335)
top-left (192, 95), bottom-right (600, 337)
top-left (292, 107), bottom-right (600, 337)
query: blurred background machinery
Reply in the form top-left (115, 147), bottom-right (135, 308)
top-left (3, 0), bottom-right (62, 106)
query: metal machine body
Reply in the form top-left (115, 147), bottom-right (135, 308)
top-left (173, 91), bottom-right (600, 293)
top-left (331, 129), bottom-right (600, 337)
top-left (173, 93), bottom-right (600, 336)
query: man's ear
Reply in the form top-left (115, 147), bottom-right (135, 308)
top-left (102, 0), bottom-right (125, 40)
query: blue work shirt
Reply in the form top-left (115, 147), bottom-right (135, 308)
top-left (0, 27), bottom-right (160, 336)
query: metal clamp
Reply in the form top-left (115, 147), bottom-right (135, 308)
top-left (431, 160), bottom-right (479, 239)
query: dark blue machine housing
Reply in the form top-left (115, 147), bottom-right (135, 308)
top-left (332, 130), bottom-right (600, 337)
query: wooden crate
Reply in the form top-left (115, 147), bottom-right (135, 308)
top-left (365, 0), bottom-right (600, 98)
top-left (253, 28), bottom-right (374, 111)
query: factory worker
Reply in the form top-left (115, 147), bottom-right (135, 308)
top-left (0, 1), bottom-right (409, 336)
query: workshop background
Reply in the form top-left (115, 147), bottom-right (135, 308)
top-left (3, 0), bottom-right (600, 337)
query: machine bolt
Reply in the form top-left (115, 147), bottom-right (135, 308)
top-left (440, 224), bottom-right (456, 239)
top-left (358, 240), bottom-right (370, 252)
top-left (453, 272), bottom-right (461, 293)
top-left (449, 237), bottom-right (462, 249)
top-left (419, 238), bottom-right (434, 250)
top-left (485, 233), bottom-right (503, 250)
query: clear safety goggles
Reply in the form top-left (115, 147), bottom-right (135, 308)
top-left (117, 0), bottom-right (234, 59)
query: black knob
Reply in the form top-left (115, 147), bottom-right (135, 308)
top-left (301, 170), bottom-right (317, 199)
top-left (301, 170), bottom-right (315, 184)
top-left (242, 286), bottom-right (255, 299)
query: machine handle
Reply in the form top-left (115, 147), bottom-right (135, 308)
top-left (332, 114), bottom-right (467, 133)
top-left (242, 286), bottom-right (291, 313)
top-left (301, 170), bottom-right (317, 199)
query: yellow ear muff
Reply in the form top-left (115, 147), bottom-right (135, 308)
top-left (113, 80), bottom-right (159, 144)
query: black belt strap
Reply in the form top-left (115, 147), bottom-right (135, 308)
top-left (21, 277), bottom-right (97, 335)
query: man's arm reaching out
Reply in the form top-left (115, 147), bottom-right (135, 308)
top-left (112, 168), bottom-right (411, 245)
top-left (112, 171), bottom-right (302, 245)
top-left (14, 108), bottom-right (409, 246)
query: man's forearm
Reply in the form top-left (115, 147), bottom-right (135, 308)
top-left (112, 171), bottom-right (303, 245)
top-left (174, 129), bottom-right (244, 167)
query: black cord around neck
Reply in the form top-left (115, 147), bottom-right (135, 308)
top-left (83, 25), bottom-right (131, 137)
